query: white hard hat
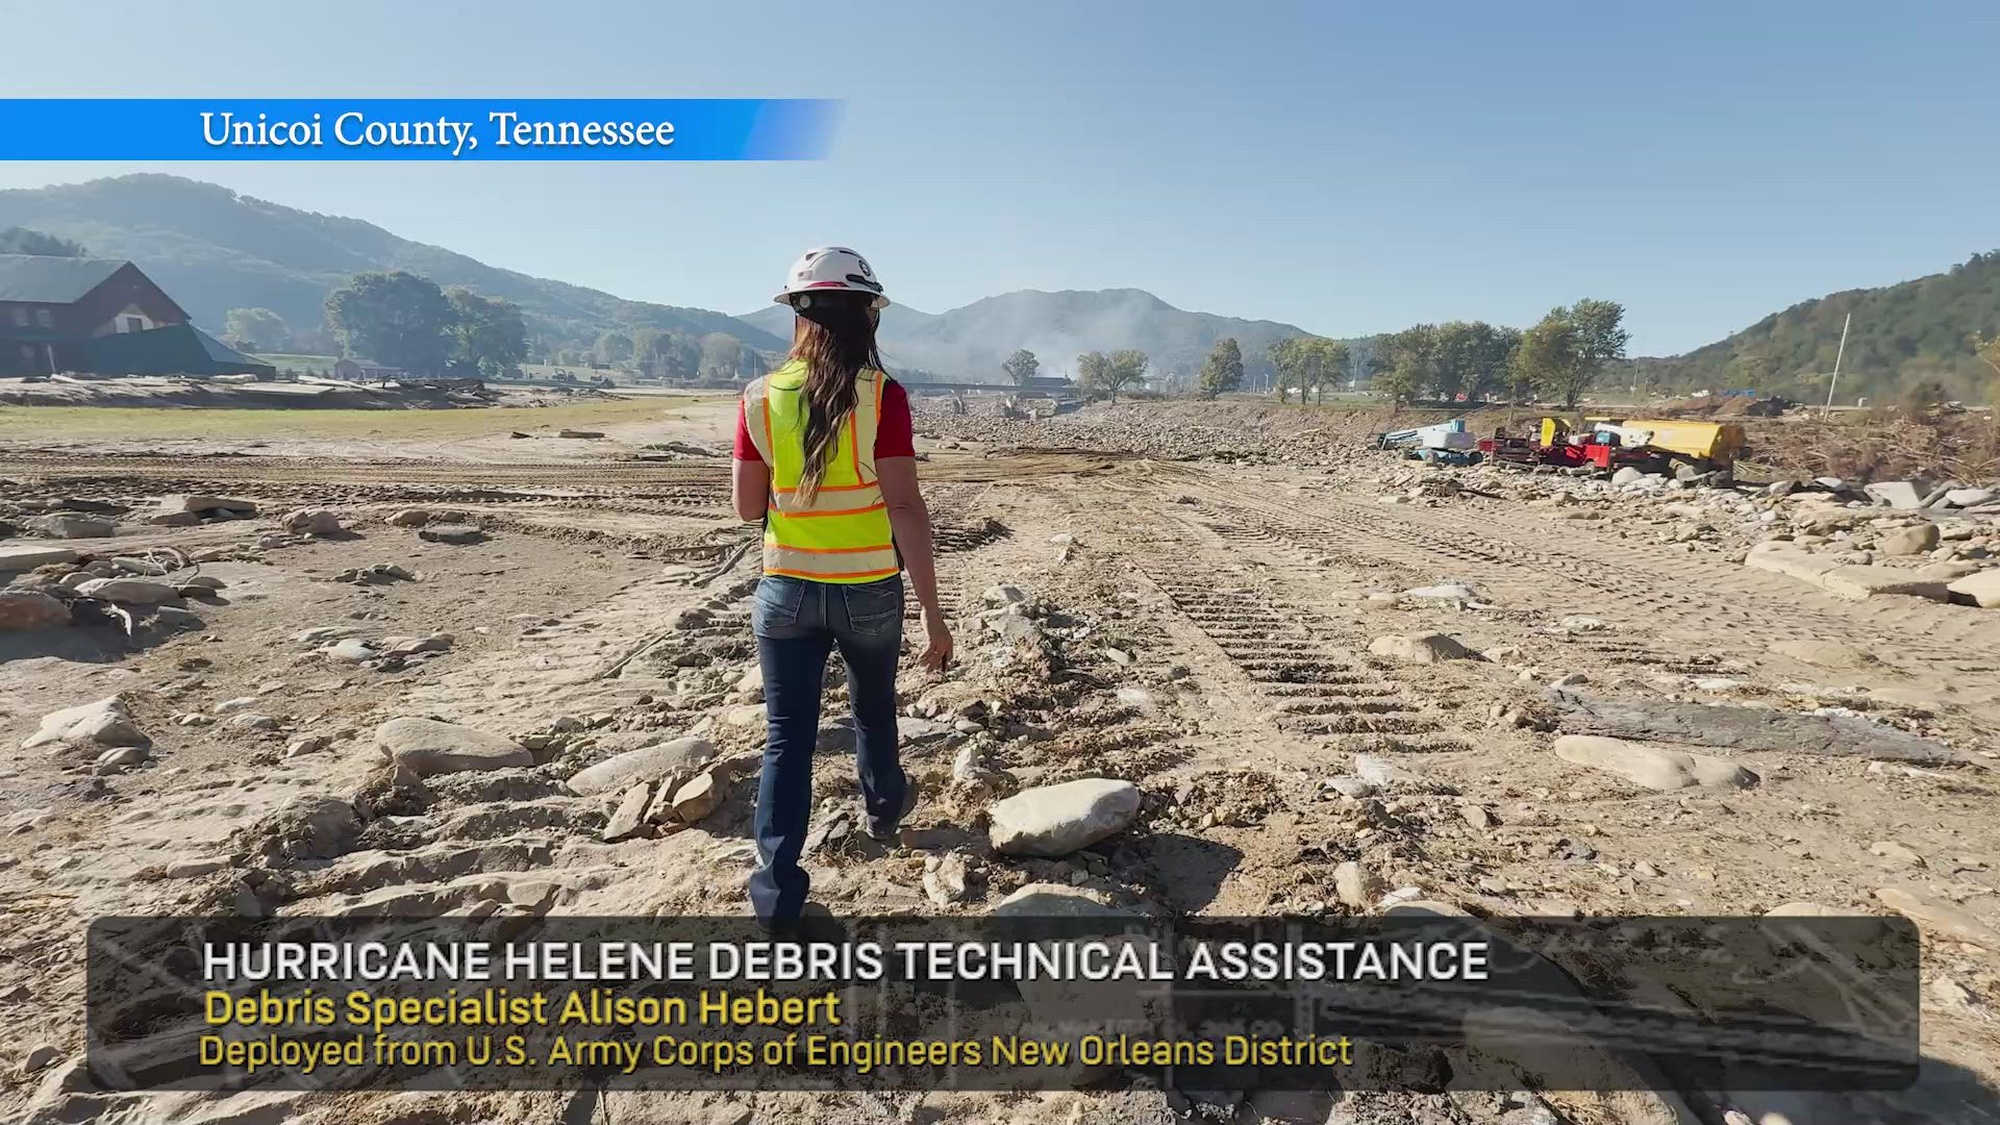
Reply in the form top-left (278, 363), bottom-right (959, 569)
top-left (774, 246), bottom-right (889, 308)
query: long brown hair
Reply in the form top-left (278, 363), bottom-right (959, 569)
top-left (788, 290), bottom-right (884, 504)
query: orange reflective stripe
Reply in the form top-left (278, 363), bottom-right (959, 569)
top-left (774, 481), bottom-right (876, 494)
top-left (848, 408), bottom-right (861, 479)
top-left (767, 501), bottom-right (886, 518)
top-left (779, 543), bottom-right (897, 555)
top-left (760, 394), bottom-right (773, 459)
top-left (765, 565), bottom-right (901, 581)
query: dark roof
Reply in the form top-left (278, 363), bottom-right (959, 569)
top-left (0, 254), bottom-right (130, 304)
top-left (82, 324), bottom-right (277, 377)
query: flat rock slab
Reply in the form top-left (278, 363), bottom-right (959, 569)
top-left (991, 883), bottom-right (1138, 920)
top-left (160, 494), bottom-right (257, 515)
top-left (988, 777), bottom-right (1141, 857)
top-left (1947, 569), bottom-right (2000, 608)
top-left (1818, 566), bottom-right (1949, 602)
top-left (375, 717), bottom-right (532, 777)
top-left (1548, 690), bottom-right (1968, 765)
top-left (602, 783), bottom-right (654, 842)
top-left (1551, 735), bottom-right (1755, 791)
top-left (31, 514), bottom-right (115, 538)
top-left (1874, 886), bottom-right (2000, 948)
top-left (567, 737), bottom-right (718, 796)
top-left (419, 524), bottom-right (486, 544)
top-left (0, 545), bottom-right (83, 572)
top-left (74, 578), bottom-right (180, 605)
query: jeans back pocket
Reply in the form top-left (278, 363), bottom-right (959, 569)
top-left (752, 576), bottom-right (806, 635)
top-left (841, 579), bottom-right (904, 638)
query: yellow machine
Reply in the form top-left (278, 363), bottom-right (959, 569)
top-left (1585, 417), bottom-right (1748, 468)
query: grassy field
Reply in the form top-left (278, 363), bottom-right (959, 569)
top-left (0, 396), bottom-right (731, 442)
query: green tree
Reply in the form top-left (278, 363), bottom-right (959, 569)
top-left (596, 331), bottom-right (634, 367)
top-left (1002, 348), bottom-right (1040, 387)
top-left (1472, 325), bottom-right (1523, 402)
top-left (699, 333), bottom-right (751, 380)
top-left (1196, 337), bottom-right (1245, 399)
top-left (1516, 310), bottom-right (1584, 408)
top-left (1076, 351), bottom-right (1110, 395)
top-left (445, 288), bottom-right (528, 379)
top-left (1431, 321), bottom-right (1482, 402)
top-left (1376, 324), bottom-right (1439, 403)
top-left (1303, 338), bottom-right (1351, 403)
top-left (1568, 298), bottom-right (1631, 399)
top-left (325, 271), bottom-right (455, 375)
top-left (0, 227), bottom-right (87, 256)
top-left (223, 307), bottom-right (290, 352)
top-left (1974, 332), bottom-right (2000, 380)
top-left (634, 328), bottom-right (701, 381)
top-left (1267, 338), bottom-right (1301, 403)
top-left (1105, 349), bottom-right (1149, 403)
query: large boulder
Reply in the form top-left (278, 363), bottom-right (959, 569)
top-left (0, 590), bottom-right (70, 630)
top-left (23, 696), bottom-right (148, 752)
top-left (1877, 524), bottom-right (1939, 556)
top-left (987, 778), bottom-right (1142, 857)
top-left (567, 737), bottom-right (718, 796)
top-left (1551, 735), bottom-right (1755, 792)
top-left (374, 717), bottom-right (532, 777)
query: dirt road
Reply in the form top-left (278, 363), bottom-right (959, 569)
top-left (1, 402), bottom-right (1995, 1125)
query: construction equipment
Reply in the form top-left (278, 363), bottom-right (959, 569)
top-left (1375, 419), bottom-right (1475, 451)
top-left (1585, 417), bottom-right (1748, 470)
top-left (1479, 416), bottom-right (1665, 472)
top-left (1479, 415), bottom-right (1747, 474)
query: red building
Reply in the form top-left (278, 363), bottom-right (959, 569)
top-left (0, 254), bottom-right (272, 378)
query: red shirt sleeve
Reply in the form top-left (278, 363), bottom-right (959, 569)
top-left (732, 399), bottom-right (761, 463)
top-left (875, 379), bottom-right (915, 459)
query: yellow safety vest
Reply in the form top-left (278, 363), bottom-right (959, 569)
top-left (743, 360), bottom-right (900, 584)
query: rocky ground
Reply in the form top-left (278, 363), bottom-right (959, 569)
top-left (1, 397), bottom-right (1997, 1125)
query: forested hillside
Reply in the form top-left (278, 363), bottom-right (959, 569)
top-left (1635, 251), bottom-right (2000, 402)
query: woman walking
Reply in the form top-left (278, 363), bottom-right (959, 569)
top-left (731, 246), bottom-right (953, 931)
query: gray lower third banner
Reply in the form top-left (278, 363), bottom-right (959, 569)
top-left (86, 912), bottom-right (1920, 1093)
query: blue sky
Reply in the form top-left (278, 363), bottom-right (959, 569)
top-left (2, 0), bottom-right (1995, 354)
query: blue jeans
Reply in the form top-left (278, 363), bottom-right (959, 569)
top-left (748, 574), bottom-right (907, 924)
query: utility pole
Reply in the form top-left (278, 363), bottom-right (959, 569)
top-left (1823, 312), bottom-right (1851, 414)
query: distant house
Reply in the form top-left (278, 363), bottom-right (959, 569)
top-left (331, 358), bottom-right (405, 383)
top-left (1026, 375), bottom-right (1073, 390)
top-left (0, 253), bottom-right (271, 378)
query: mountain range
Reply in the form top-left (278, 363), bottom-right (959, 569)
top-left (0, 175), bottom-right (786, 354)
top-left (1, 174), bottom-right (1994, 394)
top-left (738, 289), bottom-right (1317, 383)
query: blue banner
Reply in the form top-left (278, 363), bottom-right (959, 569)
top-left (0, 99), bottom-right (841, 160)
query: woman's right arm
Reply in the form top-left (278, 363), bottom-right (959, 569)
top-left (878, 457), bottom-right (951, 672)
top-left (730, 399), bottom-right (770, 521)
